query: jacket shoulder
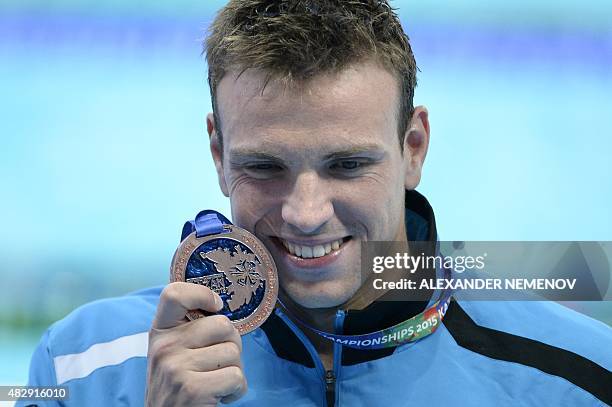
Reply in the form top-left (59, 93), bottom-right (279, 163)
top-left (453, 300), bottom-right (612, 368)
top-left (443, 300), bottom-right (612, 404)
top-left (458, 301), bottom-right (612, 364)
top-left (46, 285), bottom-right (163, 357)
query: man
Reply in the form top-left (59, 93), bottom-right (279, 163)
top-left (20, 1), bottom-right (612, 406)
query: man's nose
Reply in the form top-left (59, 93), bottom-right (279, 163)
top-left (281, 171), bottom-right (334, 234)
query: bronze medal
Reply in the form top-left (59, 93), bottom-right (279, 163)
top-left (170, 224), bottom-right (278, 335)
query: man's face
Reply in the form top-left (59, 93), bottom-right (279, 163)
top-left (209, 62), bottom-right (428, 309)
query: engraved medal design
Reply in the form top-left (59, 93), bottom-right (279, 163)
top-left (170, 224), bottom-right (278, 335)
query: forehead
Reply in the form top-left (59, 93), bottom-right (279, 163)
top-left (215, 62), bottom-right (400, 154)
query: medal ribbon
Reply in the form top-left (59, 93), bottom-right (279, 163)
top-left (181, 209), bottom-right (232, 240)
top-left (278, 285), bottom-right (452, 350)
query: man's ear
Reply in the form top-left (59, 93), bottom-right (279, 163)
top-left (403, 106), bottom-right (430, 190)
top-left (207, 113), bottom-right (230, 197)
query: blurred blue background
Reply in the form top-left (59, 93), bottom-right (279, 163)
top-left (1, 0), bottom-right (611, 388)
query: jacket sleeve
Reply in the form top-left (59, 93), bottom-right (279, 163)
top-left (14, 328), bottom-right (62, 407)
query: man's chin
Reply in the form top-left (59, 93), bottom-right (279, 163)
top-left (281, 283), bottom-right (359, 310)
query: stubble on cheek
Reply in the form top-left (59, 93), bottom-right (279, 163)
top-left (226, 175), bottom-right (284, 238)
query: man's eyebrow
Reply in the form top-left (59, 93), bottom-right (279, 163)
top-left (323, 145), bottom-right (385, 160)
top-left (228, 144), bottom-right (385, 163)
top-left (228, 149), bottom-right (285, 164)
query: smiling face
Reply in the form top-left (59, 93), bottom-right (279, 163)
top-left (208, 61), bottom-right (429, 309)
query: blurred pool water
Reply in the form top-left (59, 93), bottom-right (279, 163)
top-left (0, 328), bottom-right (43, 385)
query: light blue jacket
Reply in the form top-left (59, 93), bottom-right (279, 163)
top-left (18, 192), bottom-right (612, 406)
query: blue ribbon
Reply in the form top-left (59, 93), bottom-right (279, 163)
top-left (180, 210), bottom-right (232, 241)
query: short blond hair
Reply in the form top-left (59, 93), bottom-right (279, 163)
top-left (205, 0), bottom-right (418, 149)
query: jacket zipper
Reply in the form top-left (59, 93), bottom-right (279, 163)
top-left (325, 369), bottom-right (336, 406)
top-left (274, 309), bottom-right (327, 401)
top-left (326, 309), bottom-right (345, 407)
top-left (274, 307), bottom-right (346, 407)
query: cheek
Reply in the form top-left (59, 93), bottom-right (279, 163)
top-left (227, 177), bottom-right (285, 227)
top-left (334, 177), bottom-right (404, 237)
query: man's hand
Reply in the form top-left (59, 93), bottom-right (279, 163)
top-left (145, 282), bottom-right (247, 406)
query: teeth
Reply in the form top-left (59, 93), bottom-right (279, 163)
top-left (302, 246), bottom-right (313, 258)
top-left (313, 245), bottom-right (325, 257)
top-left (280, 238), bottom-right (345, 259)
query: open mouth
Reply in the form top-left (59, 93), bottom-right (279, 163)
top-left (278, 237), bottom-right (351, 259)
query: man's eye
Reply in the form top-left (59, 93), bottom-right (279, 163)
top-left (241, 163), bottom-right (283, 179)
top-left (247, 163), bottom-right (278, 170)
top-left (331, 160), bottom-right (363, 171)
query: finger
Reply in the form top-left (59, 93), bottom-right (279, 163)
top-left (197, 366), bottom-right (247, 402)
top-left (180, 342), bottom-right (243, 372)
top-left (180, 315), bottom-right (242, 351)
top-left (153, 282), bottom-right (223, 329)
